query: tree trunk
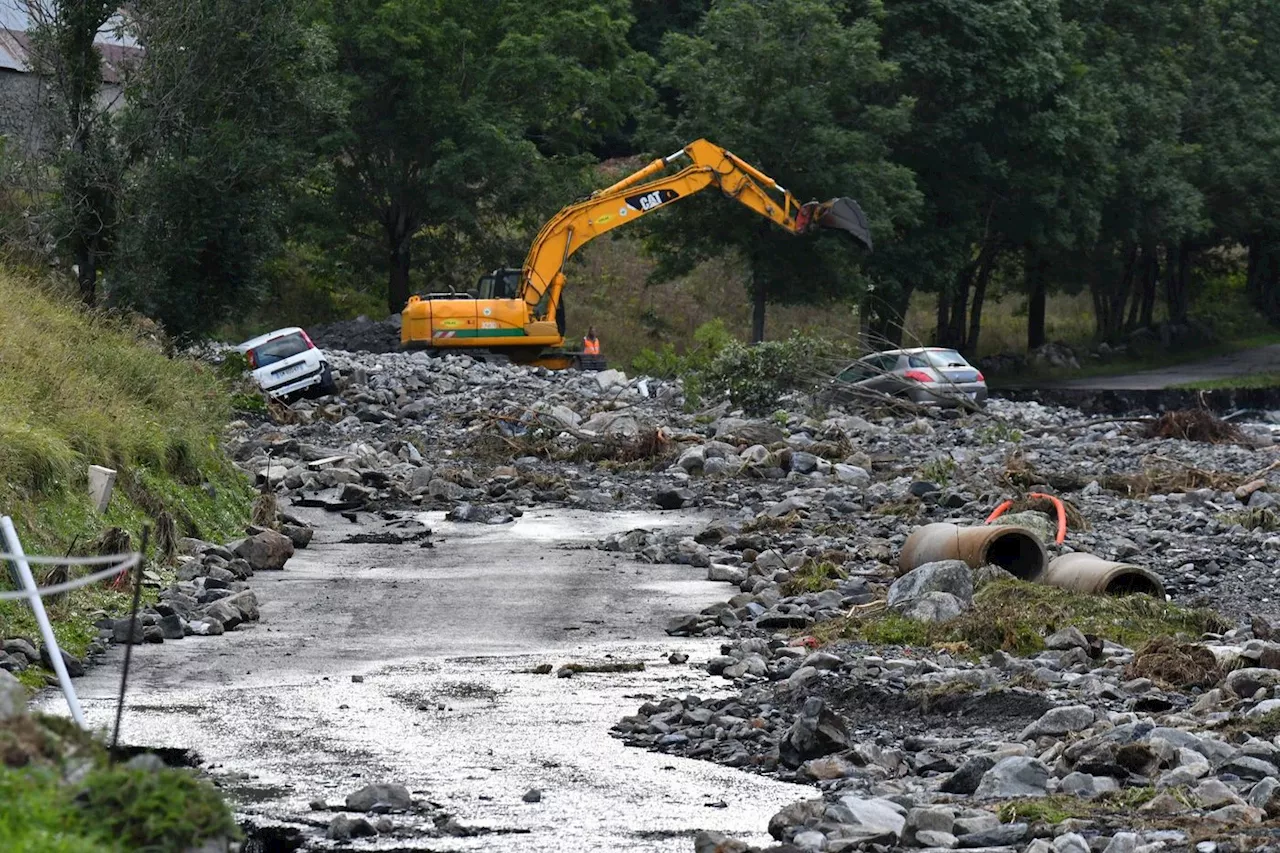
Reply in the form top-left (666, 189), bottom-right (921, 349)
top-left (966, 246), bottom-right (999, 357)
top-left (934, 286), bottom-right (951, 346)
top-left (1099, 244), bottom-right (1137, 340)
top-left (869, 282), bottom-right (915, 349)
top-left (387, 237), bottom-right (411, 315)
top-left (1123, 245), bottom-right (1142, 330)
top-left (750, 272), bottom-right (766, 343)
top-left (944, 261), bottom-right (975, 350)
top-left (384, 203), bottom-right (413, 315)
top-left (1027, 248), bottom-right (1047, 351)
top-left (1247, 234), bottom-right (1263, 306)
top-left (1258, 242), bottom-right (1280, 321)
top-left (76, 240), bottom-right (96, 305)
top-left (1165, 240), bottom-right (1192, 323)
top-left (1139, 243), bottom-right (1158, 328)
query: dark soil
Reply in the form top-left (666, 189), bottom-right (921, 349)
top-left (308, 317), bottom-right (400, 354)
top-left (813, 681), bottom-right (1054, 738)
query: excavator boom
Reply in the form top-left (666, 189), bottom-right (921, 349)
top-left (401, 139), bottom-right (871, 359)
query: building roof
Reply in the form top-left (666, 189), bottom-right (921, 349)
top-left (0, 4), bottom-right (141, 82)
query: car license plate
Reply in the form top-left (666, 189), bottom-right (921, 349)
top-left (273, 363), bottom-right (303, 378)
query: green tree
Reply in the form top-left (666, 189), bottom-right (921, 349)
top-left (25, 0), bottom-right (122, 305)
top-left (647, 0), bottom-right (918, 343)
top-left (108, 0), bottom-right (333, 339)
top-left (873, 0), bottom-right (1099, 354)
top-left (326, 0), bottom-right (653, 315)
top-left (1042, 0), bottom-right (1222, 342)
top-left (1179, 0), bottom-right (1280, 322)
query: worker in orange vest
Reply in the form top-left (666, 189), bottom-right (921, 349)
top-left (583, 326), bottom-right (601, 355)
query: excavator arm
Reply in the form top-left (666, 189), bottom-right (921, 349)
top-left (518, 138), bottom-right (872, 314)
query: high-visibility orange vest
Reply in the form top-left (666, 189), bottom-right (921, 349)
top-left (583, 337), bottom-right (600, 355)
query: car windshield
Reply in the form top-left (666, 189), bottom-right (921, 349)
top-left (252, 333), bottom-right (309, 367)
top-left (920, 349), bottom-right (969, 369)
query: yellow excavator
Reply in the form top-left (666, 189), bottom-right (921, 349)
top-left (400, 138), bottom-right (873, 368)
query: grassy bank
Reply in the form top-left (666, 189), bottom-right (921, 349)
top-left (1174, 370), bottom-right (1280, 391)
top-left (991, 331), bottom-right (1280, 387)
top-left (0, 268), bottom-right (252, 683)
top-left (813, 579), bottom-right (1227, 656)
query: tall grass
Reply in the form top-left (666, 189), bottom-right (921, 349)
top-left (565, 236), bottom-right (1268, 368)
top-left (0, 270), bottom-right (231, 503)
top-left (564, 235), bottom-right (1101, 367)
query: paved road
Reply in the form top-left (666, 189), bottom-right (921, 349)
top-left (37, 507), bottom-right (810, 851)
top-left (1053, 343), bottom-right (1280, 390)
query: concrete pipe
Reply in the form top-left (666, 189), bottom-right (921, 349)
top-left (898, 522), bottom-right (1048, 580)
top-left (1041, 552), bottom-right (1166, 598)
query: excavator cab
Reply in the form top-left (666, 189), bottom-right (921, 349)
top-left (475, 268), bottom-right (522, 300)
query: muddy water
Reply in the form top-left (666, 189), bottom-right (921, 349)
top-left (35, 507), bottom-right (812, 851)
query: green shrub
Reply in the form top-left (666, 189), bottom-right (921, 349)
top-left (631, 318), bottom-right (734, 377)
top-left (76, 766), bottom-right (240, 851)
top-left (700, 331), bottom-right (836, 415)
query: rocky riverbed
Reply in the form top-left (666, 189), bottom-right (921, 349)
top-left (158, 345), bottom-right (1280, 849)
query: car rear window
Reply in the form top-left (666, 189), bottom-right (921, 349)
top-left (251, 333), bottom-right (309, 367)
top-left (922, 349), bottom-right (969, 369)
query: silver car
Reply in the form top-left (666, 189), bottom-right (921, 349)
top-left (825, 347), bottom-right (988, 407)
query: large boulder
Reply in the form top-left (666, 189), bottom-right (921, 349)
top-left (896, 592), bottom-right (967, 623)
top-left (1020, 705), bottom-right (1096, 739)
top-left (973, 756), bottom-right (1052, 799)
top-left (233, 530), bottom-right (295, 571)
top-left (345, 783), bottom-right (413, 812)
top-left (579, 410), bottom-right (642, 439)
top-left (940, 755), bottom-right (998, 795)
top-left (655, 488), bottom-right (694, 510)
top-left (203, 599), bottom-right (244, 631)
top-left (715, 419), bottom-right (787, 446)
top-left (1225, 667), bottom-right (1280, 698)
top-left (830, 795), bottom-right (907, 843)
top-left (768, 798), bottom-right (826, 841)
top-left (887, 560), bottom-right (973, 619)
top-left (779, 697), bottom-right (849, 768)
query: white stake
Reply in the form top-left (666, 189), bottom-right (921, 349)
top-left (0, 516), bottom-right (86, 728)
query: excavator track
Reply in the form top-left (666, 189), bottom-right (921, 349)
top-left (410, 346), bottom-right (606, 371)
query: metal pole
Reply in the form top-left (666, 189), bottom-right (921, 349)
top-left (0, 516), bottom-right (86, 728)
top-left (112, 526), bottom-right (148, 753)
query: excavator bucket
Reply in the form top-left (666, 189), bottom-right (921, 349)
top-left (816, 197), bottom-right (873, 250)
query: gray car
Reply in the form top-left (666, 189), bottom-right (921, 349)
top-left (825, 347), bottom-right (988, 407)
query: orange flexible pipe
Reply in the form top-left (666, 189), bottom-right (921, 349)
top-left (985, 492), bottom-right (1067, 544)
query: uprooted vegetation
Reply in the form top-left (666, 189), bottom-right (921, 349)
top-left (779, 560), bottom-right (846, 597)
top-left (995, 788), bottom-right (1161, 825)
top-left (486, 415), bottom-right (679, 468)
top-left (1124, 637), bottom-right (1223, 689)
top-left (1216, 507), bottom-right (1280, 531)
top-left (1143, 409), bottom-right (1247, 445)
top-left (1002, 450), bottom-right (1274, 499)
top-left (633, 319), bottom-right (862, 414)
top-left (814, 580), bottom-right (1228, 655)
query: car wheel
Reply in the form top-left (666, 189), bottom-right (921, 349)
top-left (318, 363), bottom-right (337, 396)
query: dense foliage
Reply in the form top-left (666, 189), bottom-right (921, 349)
top-left (10, 0), bottom-right (1280, 350)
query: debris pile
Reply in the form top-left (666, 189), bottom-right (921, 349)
top-left (212, 344), bottom-right (1280, 850)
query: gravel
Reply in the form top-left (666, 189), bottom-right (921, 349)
top-left (108, 344), bottom-right (1280, 850)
